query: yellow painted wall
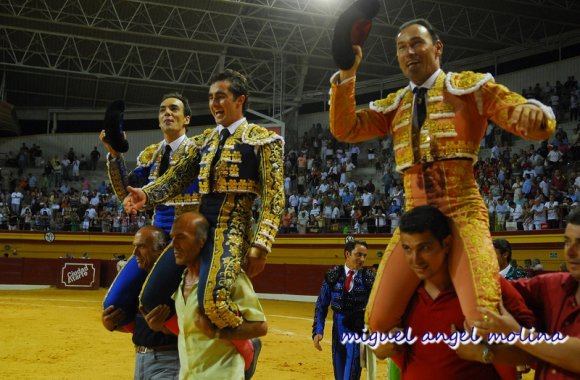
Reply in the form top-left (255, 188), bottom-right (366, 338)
top-left (0, 232), bottom-right (567, 271)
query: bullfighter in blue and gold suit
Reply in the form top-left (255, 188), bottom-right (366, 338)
top-left (126, 69), bottom-right (284, 376)
top-left (102, 93), bottom-right (199, 329)
top-left (329, 19), bottom-right (556, 335)
top-left (103, 93), bottom-right (199, 231)
top-left (312, 239), bottom-right (375, 380)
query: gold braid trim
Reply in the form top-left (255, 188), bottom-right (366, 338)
top-left (251, 137), bottom-right (285, 254)
top-left (106, 154), bottom-right (130, 200)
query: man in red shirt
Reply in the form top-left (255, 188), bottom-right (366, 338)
top-left (476, 209), bottom-right (580, 379)
top-left (374, 205), bottom-right (535, 379)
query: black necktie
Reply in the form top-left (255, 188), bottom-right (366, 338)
top-left (211, 129), bottom-right (231, 168)
top-left (413, 87), bottom-right (428, 130)
top-left (158, 145), bottom-right (171, 176)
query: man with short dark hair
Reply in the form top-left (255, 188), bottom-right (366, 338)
top-left (101, 92), bottom-right (199, 232)
top-left (312, 238), bottom-right (375, 380)
top-left (375, 206), bottom-right (535, 379)
top-left (493, 238), bottom-right (529, 280)
top-left (125, 69), bottom-right (284, 376)
top-left (328, 17), bottom-right (556, 334)
top-left (101, 92), bottom-right (200, 348)
top-left (102, 226), bottom-right (179, 380)
top-left (478, 208), bottom-right (580, 378)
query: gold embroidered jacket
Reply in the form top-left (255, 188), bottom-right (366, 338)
top-left (329, 71), bottom-right (556, 172)
top-left (142, 121), bottom-right (285, 253)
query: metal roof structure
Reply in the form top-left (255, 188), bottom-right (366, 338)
top-left (1, 0), bottom-right (580, 126)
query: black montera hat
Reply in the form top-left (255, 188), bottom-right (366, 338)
top-left (332, 0), bottom-right (380, 70)
top-left (103, 100), bottom-right (129, 153)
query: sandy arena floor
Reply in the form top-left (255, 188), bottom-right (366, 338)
top-left (0, 288), bottom-right (384, 380)
top-left (0, 288), bottom-right (533, 380)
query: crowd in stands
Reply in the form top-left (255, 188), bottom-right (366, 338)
top-left (521, 75), bottom-right (580, 123)
top-left (1, 75), bottom-right (580, 236)
top-left (0, 143), bottom-right (151, 232)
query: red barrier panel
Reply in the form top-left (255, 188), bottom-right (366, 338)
top-left (56, 259), bottom-right (101, 290)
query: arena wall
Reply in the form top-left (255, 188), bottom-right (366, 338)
top-left (0, 230), bottom-right (567, 295)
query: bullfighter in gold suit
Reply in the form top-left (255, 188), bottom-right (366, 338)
top-left (329, 18), bottom-right (556, 333)
top-left (126, 69), bottom-right (284, 378)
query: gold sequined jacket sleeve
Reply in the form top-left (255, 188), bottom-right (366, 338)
top-left (467, 75), bottom-right (557, 140)
top-left (329, 74), bottom-right (397, 142)
top-left (106, 153), bottom-right (130, 200)
top-left (106, 142), bottom-right (161, 200)
top-left (142, 133), bottom-right (206, 206)
top-left (248, 127), bottom-right (285, 254)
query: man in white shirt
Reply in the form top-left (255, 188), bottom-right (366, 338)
top-left (10, 188), bottom-right (23, 214)
top-left (39, 204), bottom-right (52, 217)
top-left (297, 209), bottom-right (310, 234)
top-left (494, 198), bottom-right (509, 231)
top-left (545, 194), bottom-right (560, 229)
top-left (299, 192), bottom-right (312, 211)
top-left (546, 145), bottom-right (562, 169)
top-left (490, 143), bottom-right (501, 162)
top-left (90, 193), bottom-right (100, 208)
top-left (539, 176), bottom-right (550, 198)
top-left (531, 197), bottom-right (547, 230)
top-left (508, 201), bottom-right (523, 230)
top-left (288, 192), bottom-right (300, 214)
top-left (522, 165), bottom-right (536, 179)
top-left (86, 205), bottom-right (97, 220)
top-left (361, 190), bottom-right (373, 215)
top-left (318, 180), bottom-right (330, 195)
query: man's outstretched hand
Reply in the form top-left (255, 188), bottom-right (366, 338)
top-left (124, 186), bottom-right (147, 213)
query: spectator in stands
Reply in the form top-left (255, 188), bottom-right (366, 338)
top-left (494, 198), bottom-right (509, 231)
top-left (367, 147), bottom-right (375, 167)
top-left (507, 201), bottom-right (523, 230)
top-left (71, 156), bottom-right (80, 181)
top-left (493, 239), bottom-right (529, 280)
top-left (50, 155), bottom-right (62, 188)
top-left (10, 187), bottom-right (23, 214)
top-left (531, 197), bottom-right (547, 230)
top-left (521, 174), bottom-right (533, 199)
top-left (297, 209), bottom-right (309, 234)
top-left (538, 176), bottom-right (550, 198)
top-left (89, 146), bottom-right (101, 171)
top-left (61, 154), bottom-right (71, 181)
top-left (307, 215), bottom-right (319, 233)
top-left (545, 194), bottom-right (560, 229)
top-left (531, 258), bottom-right (544, 271)
top-left (545, 144), bottom-right (562, 171)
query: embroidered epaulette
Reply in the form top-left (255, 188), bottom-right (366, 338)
top-left (200, 127), bottom-right (219, 148)
top-left (361, 268), bottom-right (376, 289)
top-left (325, 266), bottom-right (342, 286)
top-left (189, 133), bottom-right (206, 148)
top-left (370, 87), bottom-right (411, 114)
top-left (445, 71), bottom-right (494, 95)
top-left (241, 124), bottom-right (285, 146)
top-left (136, 142), bottom-right (162, 167)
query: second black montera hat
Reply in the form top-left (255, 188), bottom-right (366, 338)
top-left (332, 0), bottom-right (380, 70)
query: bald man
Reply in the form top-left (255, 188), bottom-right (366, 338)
top-left (102, 226), bottom-right (179, 380)
top-left (144, 212), bottom-right (267, 380)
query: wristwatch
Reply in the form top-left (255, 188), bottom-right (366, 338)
top-left (482, 344), bottom-right (494, 364)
